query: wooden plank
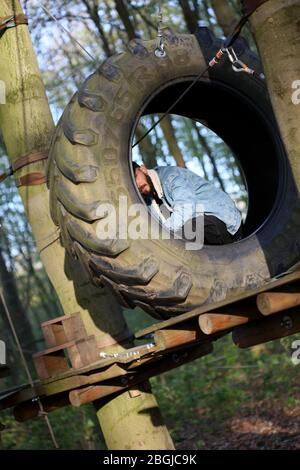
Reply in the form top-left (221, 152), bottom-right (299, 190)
top-left (42, 313), bottom-right (87, 348)
top-left (0, 386), bottom-right (40, 411)
top-left (62, 314), bottom-right (87, 344)
top-left (69, 384), bottom-right (123, 406)
top-left (41, 314), bottom-right (71, 326)
top-left (34, 351), bottom-right (70, 379)
top-left (33, 340), bottom-right (75, 356)
top-left (13, 393), bottom-right (70, 422)
top-left (67, 335), bottom-right (98, 369)
top-left (34, 335), bottom-right (99, 378)
top-left (0, 339), bottom-right (213, 412)
top-left (69, 341), bottom-right (213, 407)
top-left (42, 364), bottom-right (128, 397)
top-left (43, 322), bottom-right (67, 348)
top-left (233, 308), bottom-right (300, 348)
top-left (136, 270), bottom-right (300, 338)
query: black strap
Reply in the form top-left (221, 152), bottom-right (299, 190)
top-left (0, 14), bottom-right (28, 34)
top-left (224, 0), bottom-right (270, 48)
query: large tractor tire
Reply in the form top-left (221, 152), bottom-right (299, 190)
top-left (48, 27), bottom-right (300, 320)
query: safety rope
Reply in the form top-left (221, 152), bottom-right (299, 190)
top-left (133, 0), bottom-right (270, 148)
top-left (0, 289), bottom-right (59, 448)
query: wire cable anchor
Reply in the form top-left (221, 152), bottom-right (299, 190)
top-left (155, 5), bottom-right (166, 58)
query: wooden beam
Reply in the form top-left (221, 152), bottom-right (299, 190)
top-left (13, 393), bottom-right (70, 422)
top-left (257, 291), bottom-right (300, 315)
top-left (233, 309), bottom-right (300, 348)
top-left (69, 342), bottom-right (213, 407)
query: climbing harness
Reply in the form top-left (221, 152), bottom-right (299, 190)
top-left (133, 0), bottom-right (270, 149)
top-left (0, 288), bottom-right (59, 448)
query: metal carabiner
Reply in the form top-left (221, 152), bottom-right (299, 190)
top-left (232, 60), bottom-right (254, 74)
top-left (226, 47), bottom-right (255, 75)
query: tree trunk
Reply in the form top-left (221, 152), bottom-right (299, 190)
top-left (136, 124), bottom-right (158, 168)
top-left (0, 0), bottom-right (174, 450)
top-left (159, 115), bottom-right (186, 167)
top-left (210, 0), bottom-right (238, 36)
top-left (178, 0), bottom-right (199, 33)
top-left (247, 0), bottom-right (300, 186)
top-left (114, 0), bottom-right (136, 40)
top-left (193, 123), bottom-right (226, 190)
top-left (82, 0), bottom-right (114, 57)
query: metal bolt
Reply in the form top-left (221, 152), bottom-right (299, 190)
top-left (281, 315), bottom-right (293, 330)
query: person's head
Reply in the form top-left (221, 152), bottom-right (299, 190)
top-left (132, 162), bottom-right (152, 196)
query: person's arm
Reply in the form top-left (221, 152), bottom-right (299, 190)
top-left (163, 174), bottom-right (203, 232)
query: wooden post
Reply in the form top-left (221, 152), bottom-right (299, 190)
top-left (154, 324), bottom-right (204, 350)
top-left (257, 292), bottom-right (300, 316)
top-left (199, 313), bottom-right (249, 335)
top-left (70, 385), bottom-right (123, 407)
top-left (0, 0), bottom-right (174, 450)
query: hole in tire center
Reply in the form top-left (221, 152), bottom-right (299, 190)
top-left (130, 79), bottom-right (282, 241)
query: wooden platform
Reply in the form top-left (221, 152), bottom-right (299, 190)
top-left (136, 269), bottom-right (300, 338)
top-left (1, 268), bottom-right (300, 421)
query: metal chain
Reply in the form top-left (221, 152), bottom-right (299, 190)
top-left (155, 2), bottom-right (166, 58)
top-left (0, 289), bottom-right (59, 448)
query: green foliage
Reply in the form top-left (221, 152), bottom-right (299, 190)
top-left (1, 404), bottom-right (105, 450)
top-left (150, 330), bottom-right (300, 441)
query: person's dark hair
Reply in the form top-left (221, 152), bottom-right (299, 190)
top-left (132, 162), bottom-right (140, 173)
top-left (132, 161), bottom-right (161, 203)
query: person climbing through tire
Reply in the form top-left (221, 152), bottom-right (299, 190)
top-left (133, 162), bottom-right (243, 245)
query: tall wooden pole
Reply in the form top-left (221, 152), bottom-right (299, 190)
top-left (0, 0), bottom-right (174, 450)
top-left (246, 0), bottom-right (300, 186)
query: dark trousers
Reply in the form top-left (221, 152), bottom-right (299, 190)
top-left (181, 215), bottom-right (243, 245)
top-left (203, 215), bottom-right (243, 245)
